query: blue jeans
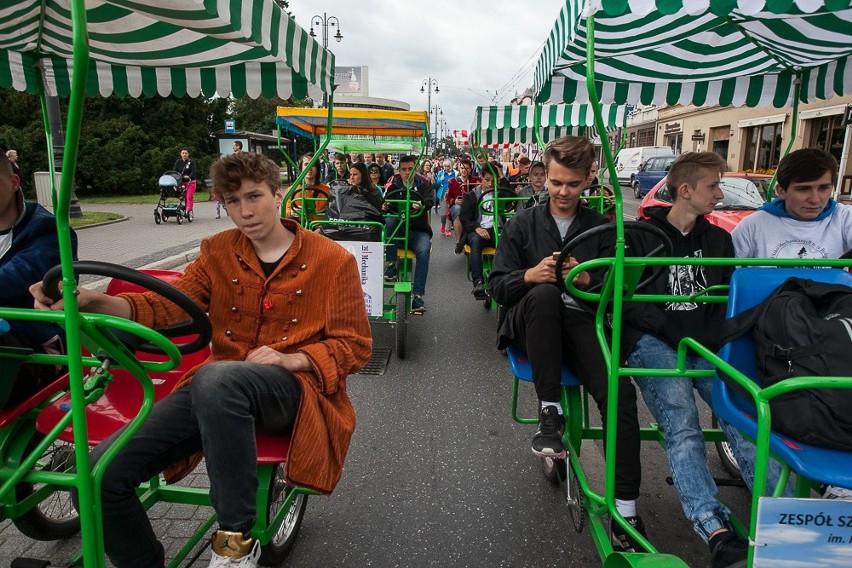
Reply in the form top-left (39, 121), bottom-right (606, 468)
top-left (385, 217), bottom-right (431, 296)
top-left (468, 227), bottom-right (495, 282)
top-left (628, 334), bottom-right (787, 542)
top-left (88, 362), bottom-right (301, 568)
top-left (449, 204), bottom-right (462, 221)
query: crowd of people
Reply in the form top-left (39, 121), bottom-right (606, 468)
top-left (4, 138), bottom-right (851, 568)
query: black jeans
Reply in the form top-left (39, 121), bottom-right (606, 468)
top-left (511, 284), bottom-right (642, 500)
top-left (88, 361), bottom-right (302, 568)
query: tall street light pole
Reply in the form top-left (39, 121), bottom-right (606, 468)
top-left (431, 105), bottom-right (443, 148)
top-left (420, 78), bottom-right (439, 152)
top-left (309, 12), bottom-right (343, 108)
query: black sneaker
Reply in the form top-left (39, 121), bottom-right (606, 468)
top-left (611, 515), bottom-right (648, 553)
top-left (411, 295), bottom-right (426, 314)
top-left (384, 263), bottom-right (398, 282)
top-left (531, 406), bottom-right (565, 458)
top-left (709, 530), bottom-right (748, 568)
top-left (472, 280), bottom-right (488, 300)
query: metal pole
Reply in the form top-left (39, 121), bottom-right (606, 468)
top-left (45, 96), bottom-right (83, 218)
top-left (835, 119), bottom-right (851, 199)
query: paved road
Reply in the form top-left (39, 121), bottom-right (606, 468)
top-left (1, 194), bottom-right (751, 567)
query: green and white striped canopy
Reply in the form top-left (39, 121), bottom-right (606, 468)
top-left (0, 0), bottom-right (334, 99)
top-left (471, 104), bottom-right (626, 147)
top-left (535, 0), bottom-right (852, 107)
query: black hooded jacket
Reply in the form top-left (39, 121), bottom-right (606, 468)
top-left (622, 206), bottom-right (734, 355)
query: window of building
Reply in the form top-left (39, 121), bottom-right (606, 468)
top-left (637, 128), bottom-right (655, 147)
top-left (743, 123), bottom-right (782, 172)
top-left (809, 115), bottom-right (844, 164)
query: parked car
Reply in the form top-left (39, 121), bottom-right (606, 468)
top-left (637, 173), bottom-right (772, 233)
top-left (632, 155), bottom-right (678, 198)
top-left (609, 145), bottom-right (673, 186)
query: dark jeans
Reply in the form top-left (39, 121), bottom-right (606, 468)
top-left (511, 284), bottom-right (642, 500)
top-left (467, 227), bottom-right (495, 282)
top-left (385, 217), bottom-right (431, 296)
top-left (88, 361), bottom-right (302, 568)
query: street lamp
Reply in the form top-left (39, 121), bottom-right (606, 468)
top-left (309, 13), bottom-right (342, 107)
top-left (431, 105), bottom-right (443, 151)
top-left (420, 78), bottom-right (439, 151)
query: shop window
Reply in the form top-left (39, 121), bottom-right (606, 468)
top-left (809, 115), bottom-right (844, 164)
top-left (743, 123), bottom-right (782, 173)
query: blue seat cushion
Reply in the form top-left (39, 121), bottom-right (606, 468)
top-left (507, 346), bottom-right (583, 387)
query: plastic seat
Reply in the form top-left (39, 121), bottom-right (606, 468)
top-left (506, 345), bottom-right (582, 387)
top-left (713, 267), bottom-right (852, 488)
top-left (462, 245), bottom-right (496, 256)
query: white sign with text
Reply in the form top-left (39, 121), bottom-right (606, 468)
top-left (338, 241), bottom-right (384, 317)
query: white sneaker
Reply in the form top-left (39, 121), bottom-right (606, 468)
top-left (208, 532), bottom-right (261, 567)
top-left (823, 485), bottom-right (852, 500)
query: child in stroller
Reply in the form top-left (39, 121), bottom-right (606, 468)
top-left (154, 171), bottom-right (191, 224)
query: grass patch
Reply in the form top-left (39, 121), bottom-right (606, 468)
top-left (78, 191), bottom-right (212, 204)
top-left (70, 211), bottom-right (124, 228)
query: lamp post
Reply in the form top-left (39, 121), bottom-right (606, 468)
top-left (431, 105), bottom-right (443, 150)
top-left (309, 13), bottom-right (342, 107)
top-left (420, 78), bottom-right (439, 152)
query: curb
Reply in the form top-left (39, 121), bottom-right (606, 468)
top-left (72, 216), bottom-right (129, 230)
top-left (88, 246), bottom-right (202, 292)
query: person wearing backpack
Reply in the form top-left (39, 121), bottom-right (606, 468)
top-left (623, 152), bottom-right (751, 568)
top-left (733, 148), bottom-right (852, 500)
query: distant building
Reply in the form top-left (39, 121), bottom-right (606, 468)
top-left (307, 65), bottom-right (409, 111)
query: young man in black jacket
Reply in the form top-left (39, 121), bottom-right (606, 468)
top-left (489, 136), bottom-right (645, 551)
top-left (624, 152), bottom-right (748, 568)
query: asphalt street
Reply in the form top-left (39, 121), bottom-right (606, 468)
top-left (1, 194), bottom-right (751, 567)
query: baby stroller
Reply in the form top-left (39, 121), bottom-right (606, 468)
top-left (154, 171), bottom-right (192, 224)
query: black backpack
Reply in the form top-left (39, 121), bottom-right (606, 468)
top-left (720, 277), bottom-right (852, 451)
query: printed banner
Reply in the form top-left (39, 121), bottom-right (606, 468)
top-left (338, 241), bottom-right (384, 317)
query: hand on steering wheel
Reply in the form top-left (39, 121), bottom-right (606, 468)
top-left (289, 185), bottom-right (329, 214)
top-left (42, 261), bottom-right (212, 354)
top-left (556, 221), bottom-right (673, 295)
top-left (384, 186), bottom-right (426, 215)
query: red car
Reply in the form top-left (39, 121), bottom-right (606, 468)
top-left (637, 173), bottom-right (771, 233)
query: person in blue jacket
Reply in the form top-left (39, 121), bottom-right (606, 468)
top-left (0, 149), bottom-right (77, 405)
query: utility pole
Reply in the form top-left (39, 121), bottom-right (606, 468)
top-left (420, 78), bottom-right (439, 152)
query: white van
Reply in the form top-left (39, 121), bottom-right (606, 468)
top-left (610, 146), bottom-right (673, 185)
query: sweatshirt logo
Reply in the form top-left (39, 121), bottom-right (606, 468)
top-left (666, 249), bottom-right (707, 312)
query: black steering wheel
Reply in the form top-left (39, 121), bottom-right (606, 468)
top-left (840, 249), bottom-right (852, 260)
top-left (43, 261), bottom-right (212, 355)
top-left (383, 185), bottom-right (426, 215)
top-left (556, 221), bottom-right (673, 295)
top-left (581, 184), bottom-right (615, 212)
top-left (289, 185), bottom-right (329, 214)
top-left (479, 186), bottom-right (518, 215)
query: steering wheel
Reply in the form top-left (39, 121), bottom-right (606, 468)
top-left (479, 186), bottom-right (518, 215)
top-left (43, 261), bottom-right (212, 355)
top-left (289, 185), bottom-right (329, 214)
top-left (556, 221), bottom-right (673, 295)
top-left (383, 185), bottom-right (426, 215)
top-left (840, 249), bottom-right (852, 260)
top-left (581, 184), bottom-right (615, 212)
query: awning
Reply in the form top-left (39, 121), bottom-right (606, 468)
top-left (470, 103), bottom-right (626, 147)
top-left (0, 0), bottom-right (334, 99)
top-left (276, 107), bottom-right (429, 140)
top-left (534, 0), bottom-right (852, 108)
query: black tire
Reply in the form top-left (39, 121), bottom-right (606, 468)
top-left (12, 437), bottom-right (80, 540)
top-left (541, 456), bottom-right (567, 486)
top-left (633, 181), bottom-right (641, 199)
top-left (712, 415), bottom-right (741, 478)
top-left (258, 464), bottom-right (308, 566)
top-left (154, 211), bottom-right (161, 224)
top-left (176, 213), bottom-right (182, 225)
top-left (395, 292), bottom-right (408, 359)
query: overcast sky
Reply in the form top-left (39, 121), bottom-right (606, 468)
top-left (291, 1), bottom-right (566, 138)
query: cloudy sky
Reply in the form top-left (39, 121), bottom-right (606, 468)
top-left (290, 1), bottom-right (566, 137)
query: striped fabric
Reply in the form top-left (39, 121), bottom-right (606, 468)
top-left (471, 104), bottom-right (626, 146)
top-left (0, 0), bottom-right (334, 98)
top-left (534, 0), bottom-right (852, 107)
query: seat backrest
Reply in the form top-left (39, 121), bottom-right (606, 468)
top-left (721, 267), bottom-right (852, 384)
top-left (106, 269), bottom-right (183, 296)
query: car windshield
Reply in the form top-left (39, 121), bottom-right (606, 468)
top-left (716, 177), bottom-right (768, 210)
